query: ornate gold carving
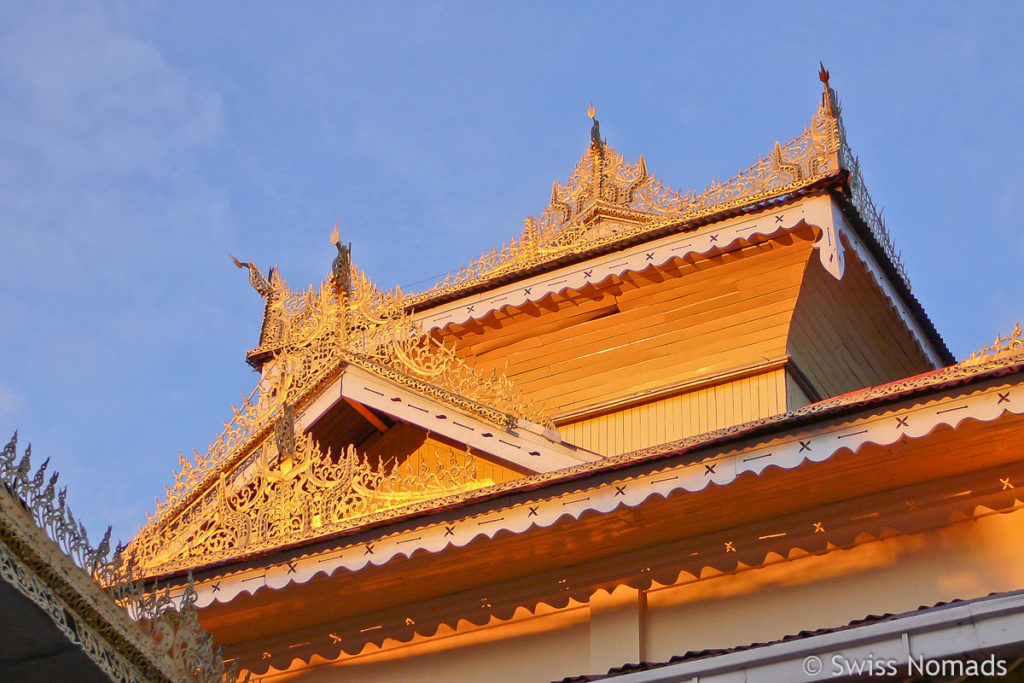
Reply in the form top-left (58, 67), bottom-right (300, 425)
top-left (402, 87), bottom-right (843, 307)
top-left (966, 323), bottom-right (1024, 363)
top-left (129, 428), bottom-right (492, 574)
top-left (397, 72), bottom-right (908, 307)
top-left (132, 261), bottom-right (544, 574)
top-left (0, 434), bottom-right (241, 682)
top-left (230, 254), bottom-right (272, 298)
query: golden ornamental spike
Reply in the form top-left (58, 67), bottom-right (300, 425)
top-left (818, 61), bottom-right (836, 117)
top-left (588, 102), bottom-right (603, 149)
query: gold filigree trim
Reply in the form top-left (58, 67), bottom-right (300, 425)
top-left (136, 270), bottom-right (543, 572)
top-left (368, 73), bottom-right (901, 310)
top-left (242, 269), bottom-right (537, 428)
top-left (128, 427), bottom-right (492, 574)
top-left (966, 323), bottom-right (1024, 363)
top-left (0, 434), bottom-right (242, 682)
top-left (398, 74), bottom-right (913, 308)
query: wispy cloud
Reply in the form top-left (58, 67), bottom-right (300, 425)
top-left (0, 2), bottom-right (233, 537)
top-left (0, 382), bottom-right (22, 424)
top-left (0, 3), bottom-right (221, 181)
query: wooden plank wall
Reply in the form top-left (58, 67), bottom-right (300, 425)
top-left (442, 230), bottom-right (818, 419)
top-left (785, 370), bottom-right (813, 411)
top-left (557, 368), bottom-right (787, 456)
top-left (787, 249), bottom-right (935, 400)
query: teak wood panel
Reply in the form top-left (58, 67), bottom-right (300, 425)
top-left (307, 400), bottom-right (380, 461)
top-left (362, 421), bottom-right (524, 485)
top-left (558, 369), bottom-right (787, 456)
top-left (440, 235), bottom-right (816, 417)
top-left (787, 251), bottom-right (935, 400)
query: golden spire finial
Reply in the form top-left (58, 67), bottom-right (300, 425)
top-left (330, 221), bottom-right (351, 297)
top-left (818, 61), bottom-right (836, 117)
top-left (588, 102), bottom-right (603, 149)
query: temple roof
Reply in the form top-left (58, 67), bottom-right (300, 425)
top-left (395, 66), bottom-right (905, 311)
top-left (124, 272), bottom-right (597, 577)
top-left (127, 67), bottom-right (950, 581)
top-left (236, 68), bottom-right (928, 372)
top-left (142, 324), bottom-right (1022, 588)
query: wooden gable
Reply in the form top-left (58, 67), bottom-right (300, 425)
top-left (425, 194), bottom-right (946, 457)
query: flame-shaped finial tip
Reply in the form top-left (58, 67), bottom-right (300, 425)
top-left (330, 221), bottom-right (340, 246)
top-left (587, 102), bottom-right (596, 119)
top-left (818, 61), bottom-right (830, 85)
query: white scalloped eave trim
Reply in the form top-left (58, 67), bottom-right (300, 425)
top-left (413, 198), bottom-right (840, 333)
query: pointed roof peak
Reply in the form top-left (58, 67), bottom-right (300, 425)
top-left (818, 61), bottom-right (839, 117)
top-left (588, 101), bottom-right (605, 149)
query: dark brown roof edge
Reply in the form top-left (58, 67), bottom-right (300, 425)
top-left (829, 183), bottom-right (954, 365)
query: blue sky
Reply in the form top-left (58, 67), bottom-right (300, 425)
top-left (2, 1), bottom-right (1022, 542)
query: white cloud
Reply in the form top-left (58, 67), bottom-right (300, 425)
top-left (0, 3), bottom-right (222, 180)
top-left (0, 382), bottom-right (22, 423)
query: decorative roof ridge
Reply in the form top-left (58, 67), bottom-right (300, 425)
top-left (132, 259), bottom-right (549, 565)
top-left (820, 63), bottom-right (911, 289)
top-left (0, 434), bottom-right (242, 682)
top-left (387, 67), bottom-right (908, 310)
top-left (966, 322), bottom-right (1024, 363)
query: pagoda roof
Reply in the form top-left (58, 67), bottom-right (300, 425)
top-left (128, 67), bottom-right (960, 585)
top-left (241, 68), bottom-right (948, 370)
top-left (124, 278), bottom-right (598, 577)
top-left (401, 68), bottom-right (903, 306)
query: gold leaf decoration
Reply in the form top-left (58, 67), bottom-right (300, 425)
top-left (129, 432), bottom-right (491, 574)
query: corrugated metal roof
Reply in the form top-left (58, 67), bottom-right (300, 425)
top-left (557, 590), bottom-right (1023, 681)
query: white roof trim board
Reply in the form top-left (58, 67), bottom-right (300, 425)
top-left (413, 197), bottom-right (843, 331)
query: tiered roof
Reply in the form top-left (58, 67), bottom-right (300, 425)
top-left (126, 68), bottom-right (945, 581)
